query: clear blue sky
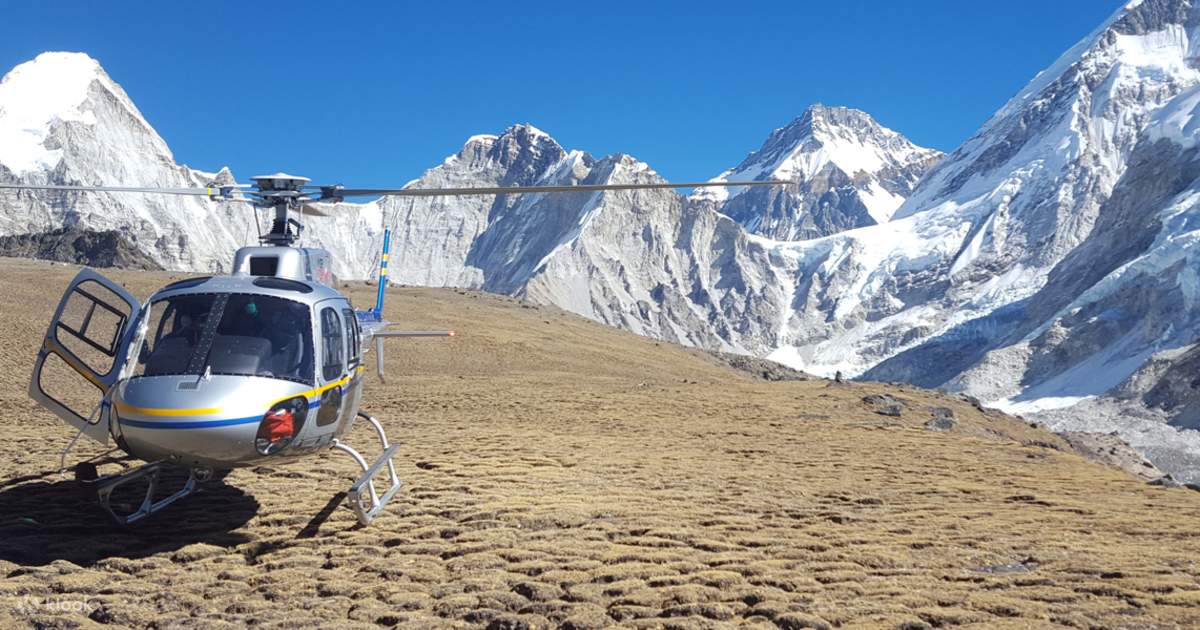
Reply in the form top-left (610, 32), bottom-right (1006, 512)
top-left (2, 1), bottom-right (1121, 186)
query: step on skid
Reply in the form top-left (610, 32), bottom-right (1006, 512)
top-left (331, 411), bottom-right (403, 525)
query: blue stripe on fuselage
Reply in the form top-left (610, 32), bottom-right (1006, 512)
top-left (118, 399), bottom-right (321, 430)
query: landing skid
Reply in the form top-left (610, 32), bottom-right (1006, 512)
top-left (331, 411), bottom-right (403, 525)
top-left (67, 411), bottom-right (405, 527)
top-left (81, 461), bottom-right (204, 525)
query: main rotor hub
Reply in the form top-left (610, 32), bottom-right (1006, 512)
top-left (249, 173), bottom-right (313, 247)
top-left (250, 173), bottom-right (310, 193)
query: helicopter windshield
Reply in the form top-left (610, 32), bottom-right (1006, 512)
top-left (133, 293), bottom-right (315, 385)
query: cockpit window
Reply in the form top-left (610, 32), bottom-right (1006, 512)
top-left (133, 293), bottom-right (314, 385)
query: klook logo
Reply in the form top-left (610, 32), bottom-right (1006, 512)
top-left (14, 595), bottom-right (98, 615)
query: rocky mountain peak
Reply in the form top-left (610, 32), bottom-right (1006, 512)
top-left (692, 104), bottom-right (940, 239)
top-left (487, 123), bottom-right (561, 154)
top-left (1111, 0), bottom-right (1196, 37)
top-left (752, 104), bottom-right (938, 181)
top-left (451, 123), bottom-right (568, 184)
top-left (793, 103), bottom-right (885, 137)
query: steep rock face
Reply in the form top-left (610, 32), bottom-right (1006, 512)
top-left (521, 155), bottom-right (789, 354)
top-left (692, 105), bottom-right (940, 240)
top-left (369, 125), bottom-right (578, 289)
top-left (361, 132), bottom-right (792, 356)
top-left (1142, 342), bottom-right (1200, 427)
top-left (972, 84), bottom-right (1200, 420)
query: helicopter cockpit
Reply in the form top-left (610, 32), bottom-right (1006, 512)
top-left (134, 291), bottom-right (316, 385)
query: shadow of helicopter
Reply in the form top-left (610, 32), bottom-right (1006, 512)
top-left (0, 468), bottom-right (258, 567)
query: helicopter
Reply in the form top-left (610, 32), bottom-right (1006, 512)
top-left (1, 172), bottom-right (787, 526)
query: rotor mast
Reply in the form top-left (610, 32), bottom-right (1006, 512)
top-left (250, 173), bottom-right (311, 247)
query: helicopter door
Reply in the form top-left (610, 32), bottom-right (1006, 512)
top-left (315, 306), bottom-right (346, 428)
top-left (29, 268), bottom-right (141, 444)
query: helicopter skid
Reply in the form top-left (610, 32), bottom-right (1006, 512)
top-left (90, 461), bottom-right (200, 525)
top-left (331, 412), bottom-right (403, 525)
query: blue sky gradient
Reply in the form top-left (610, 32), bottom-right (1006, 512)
top-left (2, 1), bottom-right (1121, 185)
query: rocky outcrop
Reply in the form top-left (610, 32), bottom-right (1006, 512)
top-left (0, 226), bottom-right (161, 269)
top-left (1059, 431), bottom-right (1164, 481)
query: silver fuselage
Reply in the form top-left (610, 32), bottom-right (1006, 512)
top-left (110, 275), bottom-right (366, 468)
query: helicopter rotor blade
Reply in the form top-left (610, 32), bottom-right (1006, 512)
top-left (0, 182), bottom-right (253, 200)
top-left (326, 179), bottom-right (792, 199)
top-left (0, 178), bottom-right (796, 209)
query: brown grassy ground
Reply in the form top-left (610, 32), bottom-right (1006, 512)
top-left (0, 257), bottom-right (1199, 629)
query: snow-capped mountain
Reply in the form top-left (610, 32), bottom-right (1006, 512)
top-left (0, 52), bottom-right (385, 278)
top-left (784, 0), bottom-right (1200, 388)
top-left (692, 105), bottom-right (941, 240)
top-left (348, 127), bottom-right (793, 354)
top-left (0, 50), bottom-right (814, 358)
top-left (754, 0), bottom-right (1200, 475)
top-left (0, 52), bottom-right (243, 272)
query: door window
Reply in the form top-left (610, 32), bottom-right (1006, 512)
top-left (320, 307), bottom-right (343, 382)
top-left (342, 308), bottom-right (360, 369)
top-left (53, 279), bottom-right (131, 378)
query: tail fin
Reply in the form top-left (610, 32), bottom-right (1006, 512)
top-left (373, 227), bottom-right (391, 318)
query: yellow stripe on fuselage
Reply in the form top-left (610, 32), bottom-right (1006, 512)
top-left (114, 401), bottom-right (220, 416)
top-left (118, 367), bottom-right (367, 418)
top-left (268, 369), bottom-right (360, 407)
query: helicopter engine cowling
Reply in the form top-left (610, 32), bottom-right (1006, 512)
top-left (231, 246), bottom-right (336, 287)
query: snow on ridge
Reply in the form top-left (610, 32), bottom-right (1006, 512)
top-left (1001, 0), bottom-right (1151, 120)
top-left (898, 2), bottom-right (1200, 222)
top-left (0, 52), bottom-right (105, 174)
top-left (537, 150), bottom-right (590, 185)
top-left (693, 105), bottom-right (937, 210)
top-left (860, 182), bottom-right (906, 224)
top-left (1148, 84), bottom-right (1200, 148)
top-left (521, 123), bottom-right (550, 138)
top-left (0, 51), bottom-right (170, 176)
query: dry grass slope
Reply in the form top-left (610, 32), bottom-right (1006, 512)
top-left (0, 258), bottom-right (1197, 629)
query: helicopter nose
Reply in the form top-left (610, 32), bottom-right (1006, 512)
top-left (113, 375), bottom-right (313, 468)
